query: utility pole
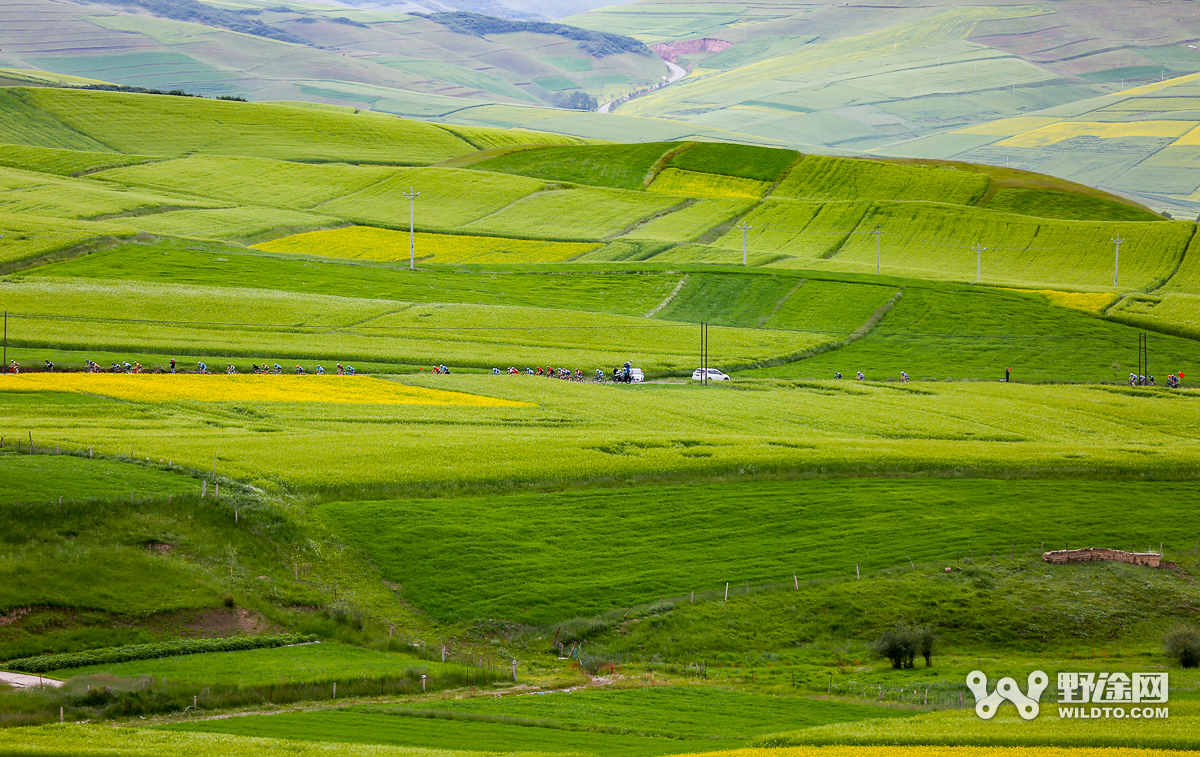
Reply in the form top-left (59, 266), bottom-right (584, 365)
top-left (737, 222), bottom-right (751, 265)
top-left (973, 243), bottom-right (985, 283)
top-left (404, 187), bottom-right (420, 271)
top-left (873, 226), bottom-right (882, 274)
top-left (1112, 235), bottom-right (1124, 287)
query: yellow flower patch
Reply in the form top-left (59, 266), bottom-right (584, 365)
top-left (680, 748), bottom-right (1189, 757)
top-left (1006, 289), bottom-right (1119, 314)
top-left (252, 227), bottom-right (600, 265)
top-left (649, 168), bottom-right (771, 199)
top-left (996, 121), bottom-right (1193, 148)
top-left (0, 374), bottom-right (532, 408)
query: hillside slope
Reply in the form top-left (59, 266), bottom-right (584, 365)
top-left (879, 74), bottom-right (1200, 217)
top-left (0, 86), bottom-right (1186, 296)
top-left (0, 0), bottom-right (665, 109)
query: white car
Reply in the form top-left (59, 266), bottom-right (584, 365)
top-left (692, 368), bottom-right (730, 381)
top-left (630, 368), bottom-right (644, 383)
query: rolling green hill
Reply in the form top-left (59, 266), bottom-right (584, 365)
top-left (4, 82), bottom-right (1200, 756)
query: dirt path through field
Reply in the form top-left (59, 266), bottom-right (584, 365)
top-left (0, 671), bottom-right (64, 688)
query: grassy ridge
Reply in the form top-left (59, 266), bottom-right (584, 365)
top-left (0, 165), bottom-right (222, 220)
top-left (21, 241), bottom-right (678, 316)
top-left (773, 156), bottom-right (989, 206)
top-left (0, 144), bottom-right (155, 176)
top-left (469, 143), bottom-right (675, 190)
top-left (58, 642), bottom-right (462, 685)
top-left (669, 143), bottom-right (799, 183)
top-left (0, 211), bottom-right (136, 265)
top-left (319, 479), bottom-right (1200, 624)
top-left (745, 282), bottom-right (1200, 382)
top-left (10, 88), bottom-right (474, 164)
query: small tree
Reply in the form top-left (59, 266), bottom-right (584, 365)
top-left (916, 625), bottom-right (937, 667)
top-left (872, 622), bottom-right (936, 669)
top-left (872, 622), bottom-right (917, 669)
top-left (1164, 626), bottom-right (1200, 668)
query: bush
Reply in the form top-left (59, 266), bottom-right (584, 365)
top-left (3, 634), bottom-right (317, 674)
top-left (1164, 626), bottom-right (1200, 668)
top-left (871, 622), bottom-right (936, 669)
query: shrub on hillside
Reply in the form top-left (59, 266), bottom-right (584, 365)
top-left (1164, 625), bottom-right (1200, 668)
top-left (871, 622), bottom-right (936, 669)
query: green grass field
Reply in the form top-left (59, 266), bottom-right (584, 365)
top-left (773, 156), bottom-right (989, 206)
top-left (165, 686), bottom-right (912, 756)
top-left (318, 479), bottom-right (1200, 624)
top-left (0, 144), bottom-right (155, 177)
top-left (166, 709), bottom-right (729, 757)
top-left (469, 143), bottom-right (676, 190)
top-left (61, 642), bottom-right (459, 685)
top-left (4, 84), bottom-right (1200, 754)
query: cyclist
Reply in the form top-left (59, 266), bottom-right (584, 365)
top-left (198, 361), bottom-right (208, 374)
top-left (856, 371), bottom-right (865, 381)
top-left (834, 372), bottom-right (842, 380)
top-left (346, 365), bottom-right (356, 375)
top-left (316, 364), bottom-right (325, 375)
top-left (295, 364), bottom-right (305, 375)
top-left (900, 371), bottom-right (908, 383)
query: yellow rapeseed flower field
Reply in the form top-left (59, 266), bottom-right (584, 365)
top-left (996, 121), bottom-right (1193, 148)
top-left (0, 374), bottom-right (532, 408)
top-left (679, 748), bottom-right (1191, 757)
top-left (649, 168), bottom-right (772, 199)
top-left (1006, 289), bottom-right (1119, 315)
top-left (252, 226), bottom-right (600, 265)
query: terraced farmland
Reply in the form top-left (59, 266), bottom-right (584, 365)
top-left (4, 83), bottom-right (1200, 757)
top-left (253, 227), bottom-right (601, 265)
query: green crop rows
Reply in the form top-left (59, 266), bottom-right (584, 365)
top-left (320, 479), bottom-right (1200, 624)
top-left (5, 634), bottom-right (316, 673)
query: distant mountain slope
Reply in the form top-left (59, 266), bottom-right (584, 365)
top-left (877, 75), bottom-right (1200, 216)
top-left (0, 0), bottom-right (666, 109)
top-left (561, 0), bottom-right (1200, 199)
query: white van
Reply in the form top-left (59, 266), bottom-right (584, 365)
top-left (692, 368), bottom-right (730, 381)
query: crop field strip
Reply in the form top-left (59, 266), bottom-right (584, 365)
top-left (1, 375), bottom-right (532, 408)
top-left (164, 686), bottom-right (913, 756)
top-left (319, 479), bottom-right (1200, 624)
top-left (8, 369), bottom-right (1200, 490)
top-left (13, 240), bottom-right (1200, 381)
top-left (0, 277), bottom-right (814, 372)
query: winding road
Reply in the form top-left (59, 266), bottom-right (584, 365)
top-left (598, 58), bottom-right (687, 114)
